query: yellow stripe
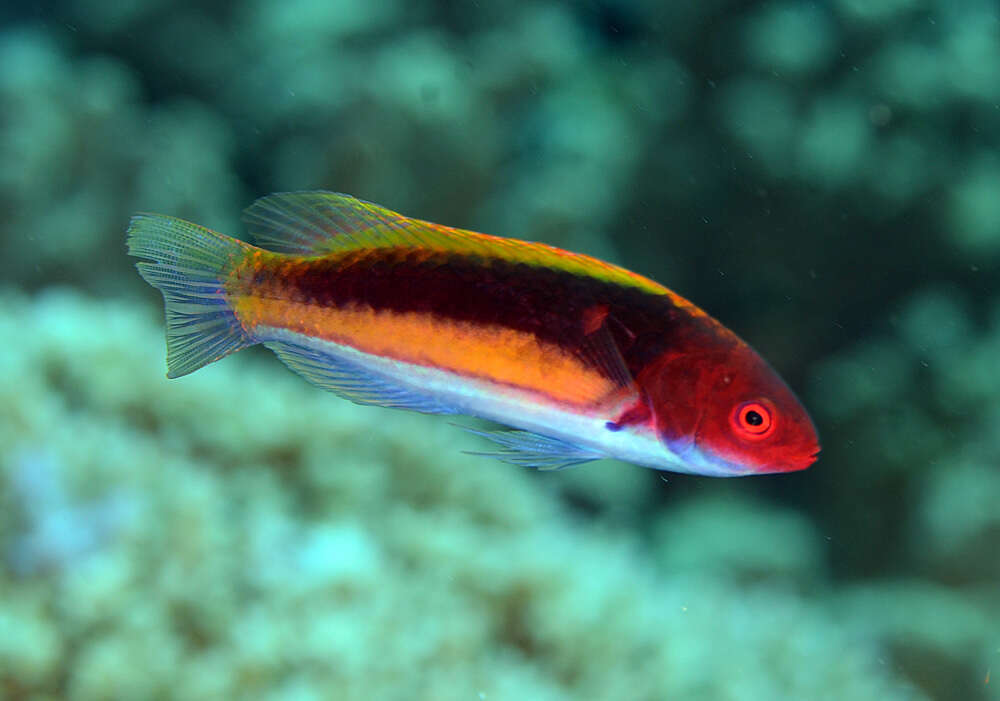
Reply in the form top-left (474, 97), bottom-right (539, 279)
top-left (231, 296), bottom-right (619, 407)
top-left (361, 215), bottom-right (698, 307)
top-left (346, 216), bottom-right (711, 322)
top-left (244, 192), bottom-right (697, 307)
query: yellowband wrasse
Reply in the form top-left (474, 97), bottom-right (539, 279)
top-left (127, 192), bottom-right (819, 476)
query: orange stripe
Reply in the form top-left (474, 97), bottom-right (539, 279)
top-left (231, 296), bottom-right (618, 407)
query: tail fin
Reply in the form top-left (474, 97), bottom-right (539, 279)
top-left (126, 214), bottom-right (254, 378)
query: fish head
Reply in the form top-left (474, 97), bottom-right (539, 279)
top-left (642, 345), bottom-right (819, 476)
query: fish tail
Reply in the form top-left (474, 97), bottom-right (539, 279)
top-left (126, 214), bottom-right (254, 378)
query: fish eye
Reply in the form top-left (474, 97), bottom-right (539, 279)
top-left (731, 400), bottom-right (775, 440)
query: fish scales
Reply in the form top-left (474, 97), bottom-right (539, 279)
top-left (230, 246), bottom-right (717, 389)
top-left (127, 191), bottom-right (820, 476)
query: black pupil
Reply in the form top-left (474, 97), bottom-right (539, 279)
top-left (744, 410), bottom-right (763, 426)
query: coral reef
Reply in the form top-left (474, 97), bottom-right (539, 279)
top-left (1, 0), bottom-right (998, 698)
top-left (0, 290), bottom-right (930, 700)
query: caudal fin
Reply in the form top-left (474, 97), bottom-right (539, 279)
top-left (126, 214), bottom-right (253, 378)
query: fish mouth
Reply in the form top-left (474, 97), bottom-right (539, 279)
top-left (778, 447), bottom-right (820, 473)
top-left (797, 448), bottom-right (821, 470)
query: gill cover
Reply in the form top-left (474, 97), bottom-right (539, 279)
top-left (639, 344), bottom-right (818, 475)
top-left (697, 347), bottom-right (819, 474)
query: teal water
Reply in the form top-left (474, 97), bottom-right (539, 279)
top-left (1, 2), bottom-right (998, 699)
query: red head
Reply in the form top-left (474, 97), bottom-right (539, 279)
top-left (638, 336), bottom-right (820, 476)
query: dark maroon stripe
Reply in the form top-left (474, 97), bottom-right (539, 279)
top-left (250, 248), bottom-right (724, 383)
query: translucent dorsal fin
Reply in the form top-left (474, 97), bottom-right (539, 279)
top-left (242, 192), bottom-right (673, 300)
top-left (242, 191), bottom-right (410, 255)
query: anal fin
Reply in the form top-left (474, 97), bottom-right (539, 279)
top-left (264, 338), bottom-right (457, 415)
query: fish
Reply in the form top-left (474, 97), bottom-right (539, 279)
top-left (126, 191), bottom-right (819, 476)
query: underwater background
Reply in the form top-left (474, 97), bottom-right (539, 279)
top-left (1, 0), bottom-right (998, 699)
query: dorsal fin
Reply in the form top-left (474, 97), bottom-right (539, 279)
top-left (242, 192), bottom-right (675, 297)
top-left (242, 191), bottom-right (409, 254)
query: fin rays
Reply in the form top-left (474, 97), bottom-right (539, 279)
top-left (127, 214), bottom-right (253, 378)
top-left (241, 192), bottom-right (672, 299)
top-left (242, 191), bottom-right (407, 254)
top-left (455, 425), bottom-right (601, 470)
top-left (264, 338), bottom-right (458, 415)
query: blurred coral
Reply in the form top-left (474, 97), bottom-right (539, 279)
top-left (0, 290), bottom-right (930, 699)
top-left (1, 0), bottom-right (999, 698)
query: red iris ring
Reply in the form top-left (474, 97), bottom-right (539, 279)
top-left (731, 400), bottom-right (775, 440)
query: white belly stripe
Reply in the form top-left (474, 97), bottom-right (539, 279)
top-left (259, 326), bottom-right (736, 475)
